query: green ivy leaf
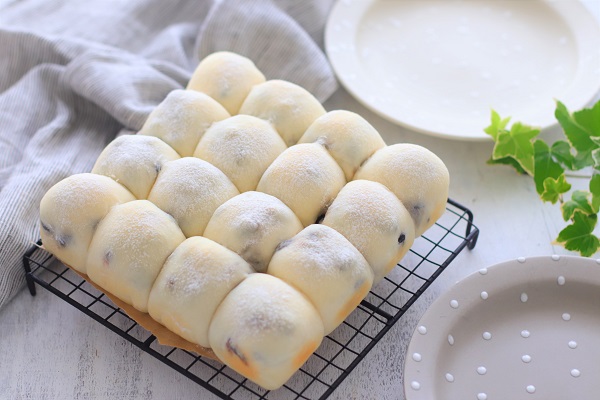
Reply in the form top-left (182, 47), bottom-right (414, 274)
top-left (485, 100), bottom-right (600, 257)
top-left (550, 140), bottom-right (577, 170)
top-left (541, 174), bottom-right (571, 204)
top-left (572, 100), bottom-right (600, 136)
top-left (590, 174), bottom-right (600, 212)
top-left (562, 190), bottom-right (595, 220)
top-left (590, 150), bottom-right (600, 220)
top-left (556, 212), bottom-right (600, 257)
top-left (487, 156), bottom-right (527, 175)
top-left (555, 100), bottom-right (600, 167)
top-left (484, 110), bottom-right (511, 141)
top-left (572, 151), bottom-right (595, 170)
top-left (533, 139), bottom-right (564, 195)
top-left (593, 148), bottom-right (600, 174)
top-left (590, 136), bottom-right (600, 147)
top-left (491, 121), bottom-right (540, 176)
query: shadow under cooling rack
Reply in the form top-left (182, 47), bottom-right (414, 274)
top-left (23, 198), bottom-right (479, 400)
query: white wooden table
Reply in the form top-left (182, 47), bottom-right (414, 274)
top-left (2, 2), bottom-right (599, 396)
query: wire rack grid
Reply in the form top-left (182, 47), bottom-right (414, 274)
top-left (23, 198), bottom-right (478, 400)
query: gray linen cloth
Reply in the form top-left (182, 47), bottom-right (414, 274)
top-left (0, 0), bottom-right (337, 310)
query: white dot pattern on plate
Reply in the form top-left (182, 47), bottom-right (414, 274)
top-left (552, 254), bottom-right (560, 261)
top-left (401, 256), bottom-right (600, 398)
top-left (479, 268), bottom-right (488, 275)
top-left (517, 257), bottom-right (526, 263)
top-left (411, 381), bottom-right (420, 390)
top-left (404, 258), bottom-right (600, 397)
top-left (418, 325), bottom-right (427, 335)
top-left (412, 353), bottom-right (422, 362)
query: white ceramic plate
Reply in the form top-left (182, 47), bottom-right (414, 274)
top-left (403, 255), bottom-right (600, 399)
top-left (325, 0), bottom-right (600, 140)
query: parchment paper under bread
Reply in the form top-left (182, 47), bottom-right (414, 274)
top-left (46, 248), bottom-right (221, 362)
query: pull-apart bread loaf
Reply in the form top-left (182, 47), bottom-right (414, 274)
top-left (39, 51), bottom-right (449, 390)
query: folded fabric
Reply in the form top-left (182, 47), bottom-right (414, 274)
top-left (0, 0), bottom-right (338, 310)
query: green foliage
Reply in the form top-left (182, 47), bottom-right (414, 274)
top-left (486, 155), bottom-right (527, 175)
top-left (541, 175), bottom-right (571, 204)
top-left (590, 174), bottom-right (600, 211)
top-left (534, 140), bottom-right (564, 195)
top-left (484, 110), bottom-right (511, 141)
top-left (561, 190), bottom-right (596, 220)
top-left (490, 122), bottom-right (540, 175)
top-left (556, 212), bottom-right (599, 257)
top-left (485, 100), bottom-right (600, 257)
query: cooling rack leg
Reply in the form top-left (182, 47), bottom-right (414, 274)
top-left (467, 228), bottom-right (479, 250)
top-left (22, 244), bottom-right (38, 296)
top-left (25, 275), bottom-right (37, 296)
top-left (446, 198), bottom-right (479, 251)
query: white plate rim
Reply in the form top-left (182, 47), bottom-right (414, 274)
top-left (402, 255), bottom-right (600, 399)
top-left (325, 0), bottom-right (600, 141)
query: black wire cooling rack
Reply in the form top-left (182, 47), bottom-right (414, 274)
top-left (23, 198), bottom-right (478, 400)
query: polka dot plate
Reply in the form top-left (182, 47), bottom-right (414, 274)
top-left (325, 0), bottom-right (600, 140)
top-left (403, 255), bottom-right (600, 399)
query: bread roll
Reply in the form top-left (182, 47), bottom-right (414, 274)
top-left (35, 50), bottom-right (456, 392)
top-left (148, 237), bottom-right (253, 348)
top-left (139, 89), bottom-right (230, 157)
top-left (193, 115), bottom-right (286, 193)
top-left (92, 134), bottom-right (180, 199)
top-left (298, 110), bottom-right (386, 180)
top-left (239, 80), bottom-right (325, 146)
top-left (86, 200), bottom-right (185, 312)
top-left (322, 180), bottom-right (415, 283)
top-left (39, 173), bottom-right (135, 273)
top-left (208, 273), bottom-right (324, 390)
top-left (354, 143), bottom-right (449, 236)
top-left (147, 157), bottom-right (239, 237)
top-left (187, 51), bottom-right (266, 115)
top-left (256, 143), bottom-right (346, 226)
top-left (203, 191), bottom-right (303, 272)
top-left (268, 224), bottom-right (374, 334)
